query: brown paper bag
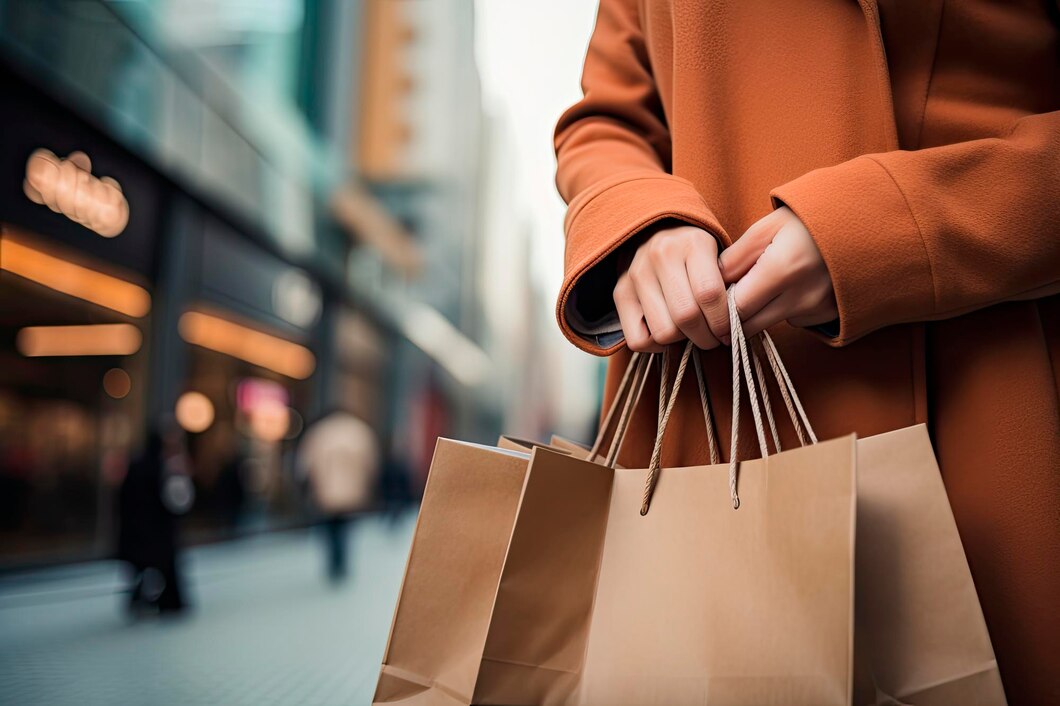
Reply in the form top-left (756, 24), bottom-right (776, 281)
top-left (855, 425), bottom-right (1006, 705)
top-left (373, 439), bottom-right (531, 705)
top-left (738, 323), bottom-right (1005, 704)
top-left (572, 442), bottom-right (857, 705)
top-left (472, 447), bottom-right (613, 704)
top-left (378, 286), bottom-right (1002, 705)
top-left (576, 345), bottom-right (1004, 704)
top-left (554, 315), bottom-right (1000, 701)
top-left (373, 439), bottom-right (613, 706)
top-left (563, 333), bottom-right (857, 706)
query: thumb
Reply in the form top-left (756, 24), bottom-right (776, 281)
top-left (718, 208), bottom-right (785, 284)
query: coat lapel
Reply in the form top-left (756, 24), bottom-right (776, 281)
top-left (855, 0), bottom-right (901, 150)
top-left (872, 0), bottom-right (947, 148)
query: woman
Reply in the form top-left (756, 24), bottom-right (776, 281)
top-left (554, 1), bottom-right (1059, 703)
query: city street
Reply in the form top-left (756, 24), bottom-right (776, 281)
top-left (0, 513), bottom-right (416, 706)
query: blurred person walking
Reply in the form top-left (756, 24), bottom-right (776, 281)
top-left (298, 409), bottom-right (379, 583)
top-left (216, 441), bottom-right (249, 536)
top-left (116, 423), bottom-right (194, 616)
top-left (555, 2), bottom-right (1060, 703)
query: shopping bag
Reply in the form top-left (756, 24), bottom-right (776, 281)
top-left (372, 439), bottom-right (530, 705)
top-left (550, 319), bottom-right (1004, 704)
top-left (855, 426), bottom-right (1006, 705)
top-left (737, 322), bottom-right (1005, 705)
top-left (378, 285), bottom-right (1003, 705)
top-left (373, 439), bottom-right (613, 706)
top-left (563, 325), bottom-right (858, 706)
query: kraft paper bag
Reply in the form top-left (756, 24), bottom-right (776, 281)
top-left (855, 425), bottom-right (1006, 705)
top-left (554, 424), bottom-right (1005, 704)
top-left (557, 343), bottom-right (1004, 704)
top-left (504, 326), bottom-right (856, 704)
top-left (564, 328), bottom-right (857, 705)
top-left (378, 285), bottom-right (1002, 705)
top-left (568, 434), bottom-right (857, 706)
top-left (373, 439), bottom-right (613, 706)
top-left (373, 439), bottom-right (530, 705)
top-left (472, 447), bottom-right (612, 704)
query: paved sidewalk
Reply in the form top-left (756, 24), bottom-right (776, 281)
top-left (0, 513), bottom-right (416, 706)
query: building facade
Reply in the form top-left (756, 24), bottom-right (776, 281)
top-left (0, 0), bottom-right (499, 566)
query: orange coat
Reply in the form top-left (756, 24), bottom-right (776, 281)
top-left (554, 1), bottom-right (1060, 703)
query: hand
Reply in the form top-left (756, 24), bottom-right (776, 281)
top-left (613, 224), bottom-right (728, 353)
top-left (717, 206), bottom-right (837, 339)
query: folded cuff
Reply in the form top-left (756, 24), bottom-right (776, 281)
top-left (771, 156), bottom-right (936, 346)
top-left (558, 172), bottom-right (727, 356)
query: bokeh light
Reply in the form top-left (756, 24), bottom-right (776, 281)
top-left (102, 368), bottom-right (131, 399)
top-left (249, 400), bottom-right (289, 442)
top-left (285, 407), bottom-right (304, 440)
top-left (175, 391), bottom-right (215, 433)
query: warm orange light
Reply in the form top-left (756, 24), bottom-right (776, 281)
top-left (175, 391), bottom-right (215, 434)
top-left (178, 311), bottom-right (315, 380)
top-left (103, 368), bottom-right (132, 399)
top-left (0, 238), bottom-right (150, 317)
top-left (16, 324), bottom-right (142, 357)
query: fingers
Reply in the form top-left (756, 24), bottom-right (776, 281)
top-left (23, 149), bottom-right (130, 237)
top-left (786, 283), bottom-right (838, 328)
top-left (718, 208), bottom-right (786, 284)
top-left (656, 258), bottom-right (718, 349)
top-left (729, 241), bottom-right (789, 338)
top-left (685, 236), bottom-right (727, 347)
top-left (711, 207), bottom-right (837, 339)
top-left (631, 257), bottom-right (683, 347)
top-left (612, 225), bottom-right (728, 352)
top-left (614, 272), bottom-right (663, 353)
top-left (654, 235), bottom-right (725, 349)
top-left (739, 292), bottom-right (791, 338)
top-left (730, 231), bottom-right (837, 336)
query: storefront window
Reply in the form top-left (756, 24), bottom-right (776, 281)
top-left (0, 227), bottom-right (150, 563)
top-left (177, 332), bottom-right (310, 539)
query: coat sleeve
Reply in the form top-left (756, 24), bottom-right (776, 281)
top-left (554, 0), bottom-right (727, 356)
top-left (773, 110), bottom-right (1060, 346)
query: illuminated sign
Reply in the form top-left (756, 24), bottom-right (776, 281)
top-left (23, 148), bottom-right (130, 238)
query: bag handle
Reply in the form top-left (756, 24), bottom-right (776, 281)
top-left (595, 341), bottom-right (725, 472)
top-left (692, 351), bottom-right (722, 465)
top-left (640, 287), bottom-right (816, 514)
top-left (604, 353), bottom-right (652, 468)
top-left (758, 331), bottom-right (817, 445)
top-left (587, 351), bottom-right (644, 463)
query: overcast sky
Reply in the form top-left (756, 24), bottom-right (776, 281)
top-left (474, 0), bottom-right (598, 302)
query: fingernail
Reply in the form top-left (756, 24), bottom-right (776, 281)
top-left (720, 335), bottom-right (731, 346)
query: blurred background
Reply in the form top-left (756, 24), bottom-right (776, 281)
top-left (0, 1), bottom-right (600, 703)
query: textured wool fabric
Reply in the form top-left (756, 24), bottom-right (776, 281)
top-left (554, 1), bottom-right (1060, 704)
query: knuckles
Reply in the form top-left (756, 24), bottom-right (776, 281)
top-left (692, 281), bottom-right (724, 308)
top-left (672, 302), bottom-right (702, 328)
top-left (651, 324), bottom-right (682, 344)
